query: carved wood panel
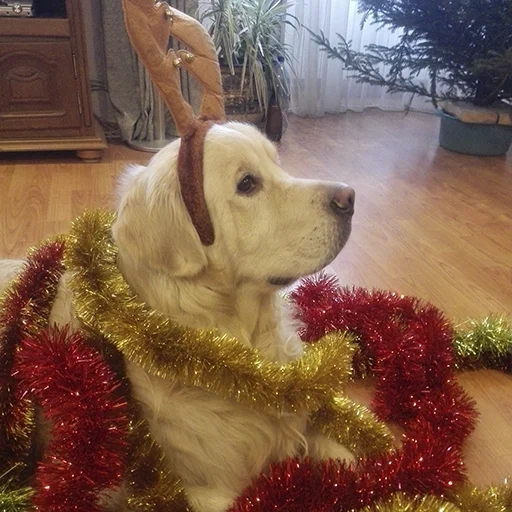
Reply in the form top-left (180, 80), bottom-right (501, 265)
top-left (0, 41), bottom-right (81, 133)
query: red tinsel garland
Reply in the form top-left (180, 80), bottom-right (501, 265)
top-left (0, 240), bottom-right (65, 477)
top-left (0, 243), bottom-right (501, 511)
top-left (230, 275), bottom-right (479, 511)
top-left (290, 275), bottom-right (476, 435)
top-left (233, 422), bottom-right (464, 512)
top-left (13, 327), bottom-right (129, 512)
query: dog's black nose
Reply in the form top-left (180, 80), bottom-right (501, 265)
top-left (331, 186), bottom-right (355, 216)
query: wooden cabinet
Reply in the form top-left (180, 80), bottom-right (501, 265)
top-left (0, 1), bottom-right (106, 161)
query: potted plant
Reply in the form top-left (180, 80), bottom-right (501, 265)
top-left (310, 0), bottom-right (512, 156)
top-left (200, 0), bottom-right (296, 132)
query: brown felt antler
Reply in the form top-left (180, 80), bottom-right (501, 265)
top-left (122, 0), bottom-right (226, 245)
top-left (122, 0), bottom-right (225, 135)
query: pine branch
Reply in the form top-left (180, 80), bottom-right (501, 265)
top-left (308, 29), bottom-right (432, 99)
top-left (308, 0), bottom-right (512, 105)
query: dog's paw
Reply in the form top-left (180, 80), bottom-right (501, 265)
top-left (185, 485), bottom-right (238, 512)
top-left (307, 433), bottom-right (356, 464)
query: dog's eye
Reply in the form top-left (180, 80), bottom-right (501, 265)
top-left (237, 175), bottom-right (258, 195)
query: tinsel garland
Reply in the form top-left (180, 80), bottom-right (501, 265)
top-left (64, 211), bottom-right (355, 415)
top-left (290, 275), bottom-right (476, 431)
top-left (64, 210), bottom-right (391, 458)
top-left (0, 239), bottom-right (65, 481)
top-left (0, 484), bottom-right (33, 512)
top-left (1, 212), bottom-right (511, 511)
top-left (450, 483), bottom-right (512, 511)
top-left (13, 327), bottom-right (129, 512)
top-left (290, 274), bottom-right (511, 377)
top-left (454, 316), bottom-right (512, 371)
top-left (232, 477), bottom-right (512, 512)
top-left (231, 421), bottom-right (465, 511)
top-left (126, 418), bottom-right (191, 511)
top-left (1, 211), bottom-right (390, 509)
top-left (0, 466), bottom-right (33, 512)
top-left (63, 211), bottom-right (397, 504)
top-left (310, 397), bottom-right (394, 457)
top-left (360, 493), bottom-right (461, 511)
top-left (78, 331), bottom-right (192, 511)
top-left (229, 275), bottom-right (511, 511)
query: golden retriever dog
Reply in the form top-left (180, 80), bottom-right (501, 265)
top-left (0, 122), bottom-right (355, 512)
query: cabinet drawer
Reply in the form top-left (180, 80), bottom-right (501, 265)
top-left (0, 18), bottom-right (70, 38)
top-left (0, 40), bottom-right (82, 133)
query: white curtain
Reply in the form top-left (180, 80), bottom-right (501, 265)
top-left (285, 0), bottom-right (433, 117)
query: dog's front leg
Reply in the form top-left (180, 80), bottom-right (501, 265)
top-left (306, 432), bottom-right (355, 463)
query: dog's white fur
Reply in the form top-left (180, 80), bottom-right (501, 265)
top-left (0, 122), bottom-right (354, 512)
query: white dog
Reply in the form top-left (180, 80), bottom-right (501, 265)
top-left (0, 122), bottom-right (355, 512)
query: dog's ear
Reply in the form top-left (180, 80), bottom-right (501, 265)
top-left (113, 164), bottom-right (208, 278)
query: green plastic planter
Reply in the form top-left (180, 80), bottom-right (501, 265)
top-left (438, 109), bottom-right (512, 156)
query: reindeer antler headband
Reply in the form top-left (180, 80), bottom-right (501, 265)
top-left (122, 0), bottom-right (226, 245)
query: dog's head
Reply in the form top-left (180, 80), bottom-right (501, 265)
top-left (113, 122), bottom-right (354, 288)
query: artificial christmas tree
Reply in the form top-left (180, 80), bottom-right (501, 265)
top-left (311, 0), bottom-right (512, 155)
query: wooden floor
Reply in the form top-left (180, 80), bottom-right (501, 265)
top-left (0, 110), bottom-right (511, 488)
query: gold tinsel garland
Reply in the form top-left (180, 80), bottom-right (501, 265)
top-left (362, 486), bottom-right (512, 512)
top-left (62, 211), bottom-right (512, 511)
top-left (64, 210), bottom-right (349, 413)
top-left (311, 397), bottom-right (394, 457)
top-left (0, 465), bottom-right (33, 512)
top-left (450, 483), bottom-right (512, 512)
top-left (126, 418), bottom-right (191, 511)
top-left (360, 493), bottom-right (461, 511)
top-left (454, 316), bottom-right (512, 371)
top-left (64, 210), bottom-right (392, 451)
top-left (65, 210), bottom-right (350, 413)
top-left (62, 210), bottom-right (394, 507)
